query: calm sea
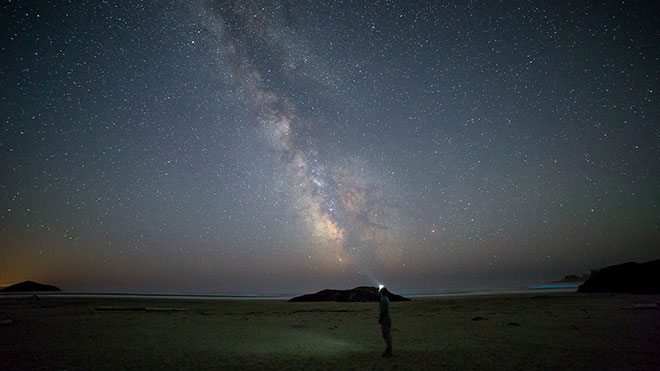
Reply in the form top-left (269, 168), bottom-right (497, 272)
top-left (0, 283), bottom-right (580, 300)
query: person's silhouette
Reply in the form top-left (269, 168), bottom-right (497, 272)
top-left (378, 286), bottom-right (393, 357)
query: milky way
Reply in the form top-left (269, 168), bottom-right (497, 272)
top-left (1, 1), bottom-right (659, 293)
top-left (194, 1), bottom-right (405, 274)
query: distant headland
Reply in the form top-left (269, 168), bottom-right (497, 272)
top-left (578, 259), bottom-right (660, 294)
top-left (1, 280), bottom-right (61, 293)
top-left (289, 286), bottom-right (411, 302)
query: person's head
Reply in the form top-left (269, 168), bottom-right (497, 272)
top-left (379, 286), bottom-right (389, 296)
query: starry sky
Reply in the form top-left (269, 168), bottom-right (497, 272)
top-left (1, 1), bottom-right (659, 294)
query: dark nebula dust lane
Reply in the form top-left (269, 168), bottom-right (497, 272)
top-left (1, 1), bottom-right (659, 293)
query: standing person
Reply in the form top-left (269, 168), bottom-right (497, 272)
top-left (378, 286), bottom-right (393, 357)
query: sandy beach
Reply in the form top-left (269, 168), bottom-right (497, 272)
top-left (1, 292), bottom-right (659, 370)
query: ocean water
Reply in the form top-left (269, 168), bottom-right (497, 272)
top-left (0, 283), bottom-right (580, 300)
top-left (0, 292), bottom-right (293, 300)
top-left (396, 283), bottom-right (581, 298)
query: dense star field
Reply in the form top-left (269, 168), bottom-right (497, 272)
top-left (1, 1), bottom-right (659, 294)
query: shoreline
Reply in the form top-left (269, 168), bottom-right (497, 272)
top-left (0, 284), bottom-right (581, 301)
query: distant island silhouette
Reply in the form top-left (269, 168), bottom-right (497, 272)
top-left (554, 270), bottom-right (600, 283)
top-left (578, 259), bottom-right (660, 294)
top-left (289, 286), bottom-right (411, 302)
top-left (1, 280), bottom-right (61, 293)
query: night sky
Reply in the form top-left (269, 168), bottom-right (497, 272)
top-left (2, 1), bottom-right (659, 294)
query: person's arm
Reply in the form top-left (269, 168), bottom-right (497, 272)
top-left (379, 298), bottom-right (386, 323)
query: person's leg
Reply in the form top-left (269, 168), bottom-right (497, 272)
top-left (381, 324), bottom-right (393, 356)
top-left (385, 325), bottom-right (392, 355)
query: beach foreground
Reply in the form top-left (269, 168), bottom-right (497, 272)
top-left (1, 292), bottom-right (659, 370)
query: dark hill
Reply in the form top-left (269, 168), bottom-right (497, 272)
top-left (577, 259), bottom-right (660, 294)
top-left (1, 280), bottom-right (61, 293)
top-left (289, 286), bottom-right (410, 302)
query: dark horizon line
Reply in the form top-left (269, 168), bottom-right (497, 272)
top-left (0, 283), bottom-right (581, 299)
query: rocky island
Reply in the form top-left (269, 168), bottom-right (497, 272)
top-left (289, 286), bottom-right (410, 302)
top-left (1, 280), bottom-right (61, 293)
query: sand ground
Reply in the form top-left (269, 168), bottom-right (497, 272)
top-left (1, 292), bottom-right (659, 370)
